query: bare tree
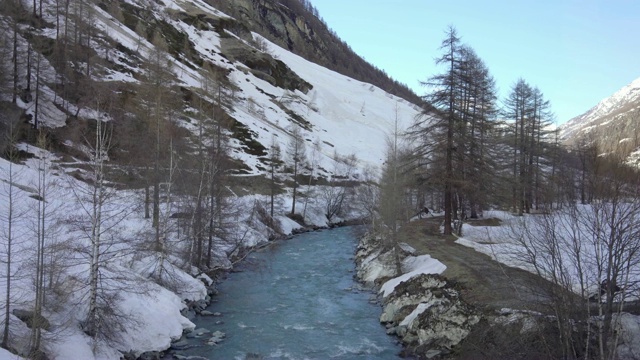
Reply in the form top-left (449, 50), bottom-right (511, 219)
top-left (286, 125), bottom-right (306, 216)
top-left (322, 152), bottom-right (357, 222)
top-left (0, 120), bottom-right (26, 349)
top-left (302, 138), bottom-right (321, 221)
top-left (378, 114), bottom-right (407, 275)
top-left (268, 136), bottom-right (282, 224)
top-left (65, 87), bottom-right (139, 347)
top-left (511, 152), bottom-right (640, 360)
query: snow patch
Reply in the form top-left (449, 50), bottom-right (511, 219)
top-left (380, 255), bottom-right (447, 297)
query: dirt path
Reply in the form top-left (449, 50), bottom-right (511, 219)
top-left (400, 217), bottom-right (555, 313)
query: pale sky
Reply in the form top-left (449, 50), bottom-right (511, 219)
top-left (310, 0), bottom-right (640, 124)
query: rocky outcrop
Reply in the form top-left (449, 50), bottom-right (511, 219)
top-left (220, 36), bottom-right (312, 93)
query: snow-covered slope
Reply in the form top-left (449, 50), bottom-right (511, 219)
top-left (233, 33), bottom-right (420, 170)
top-left (46, 0), bottom-right (420, 175)
top-left (560, 77), bottom-right (640, 146)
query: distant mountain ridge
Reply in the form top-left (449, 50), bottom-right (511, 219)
top-left (560, 76), bottom-right (640, 159)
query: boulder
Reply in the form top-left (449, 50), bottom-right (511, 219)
top-left (12, 309), bottom-right (51, 331)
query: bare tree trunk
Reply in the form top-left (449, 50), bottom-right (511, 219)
top-left (1, 123), bottom-right (18, 348)
top-left (11, 4), bottom-right (18, 104)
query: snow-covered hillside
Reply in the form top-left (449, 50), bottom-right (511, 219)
top-left (560, 76), bottom-right (640, 144)
top-left (0, 0), bottom-right (423, 358)
top-left (20, 0), bottom-right (420, 175)
top-left (234, 33), bottom-right (421, 170)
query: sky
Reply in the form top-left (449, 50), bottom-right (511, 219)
top-left (310, 0), bottom-right (640, 124)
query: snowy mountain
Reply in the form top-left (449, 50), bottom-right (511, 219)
top-left (560, 77), bottom-right (640, 158)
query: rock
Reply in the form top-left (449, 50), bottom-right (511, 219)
top-left (200, 310), bottom-right (214, 316)
top-left (141, 351), bottom-right (163, 360)
top-left (193, 328), bottom-right (211, 337)
top-left (187, 299), bottom-right (208, 314)
top-left (213, 312), bottom-right (223, 317)
top-left (206, 331), bottom-right (226, 345)
top-left (170, 340), bottom-right (191, 350)
top-left (381, 274), bottom-right (480, 350)
top-left (195, 328), bottom-right (210, 334)
top-left (424, 349), bottom-right (442, 359)
top-left (12, 309), bottom-right (51, 331)
top-left (208, 286), bottom-right (219, 296)
top-left (181, 308), bottom-right (196, 320)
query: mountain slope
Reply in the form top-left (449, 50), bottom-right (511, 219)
top-left (207, 0), bottom-right (421, 105)
top-left (560, 77), bottom-right (640, 158)
top-left (1, 0), bottom-right (420, 175)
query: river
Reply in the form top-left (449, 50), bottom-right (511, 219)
top-left (176, 227), bottom-right (401, 359)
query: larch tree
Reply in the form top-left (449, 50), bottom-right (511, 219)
top-left (414, 26), bottom-right (461, 235)
top-left (412, 27), bottom-right (498, 234)
top-left (504, 79), bottom-right (553, 214)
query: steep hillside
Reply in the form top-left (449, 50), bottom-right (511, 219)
top-left (560, 77), bottom-right (640, 160)
top-left (0, 0), bottom-right (420, 176)
top-left (207, 0), bottom-right (421, 105)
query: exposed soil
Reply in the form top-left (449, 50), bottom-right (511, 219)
top-left (400, 217), bottom-right (557, 313)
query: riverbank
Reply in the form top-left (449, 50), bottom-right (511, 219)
top-left (356, 218), bottom-right (640, 359)
top-left (354, 229), bottom-right (481, 359)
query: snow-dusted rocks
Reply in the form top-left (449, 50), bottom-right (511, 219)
top-left (205, 331), bottom-right (226, 346)
top-left (354, 233), bottom-right (420, 286)
top-left (354, 232), bottom-right (479, 358)
top-left (380, 274), bottom-right (480, 357)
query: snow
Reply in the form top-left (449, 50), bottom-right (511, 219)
top-left (116, 286), bottom-right (195, 355)
top-left (0, 346), bottom-right (26, 360)
top-left (616, 313), bottom-right (640, 359)
top-left (277, 215), bottom-right (304, 235)
top-left (380, 255), bottom-right (447, 298)
top-left (399, 302), bottom-right (430, 327)
top-left (0, 151), bottom-right (203, 359)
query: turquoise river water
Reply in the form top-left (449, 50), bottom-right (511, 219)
top-left (177, 227), bottom-right (401, 359)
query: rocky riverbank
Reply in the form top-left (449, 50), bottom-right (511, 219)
top-left (355, 232), bottom-right (482, 358)
top-left (354, 231), bottom-right (563, 359)
top-left (355, 227), bottom-right (640, 359)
